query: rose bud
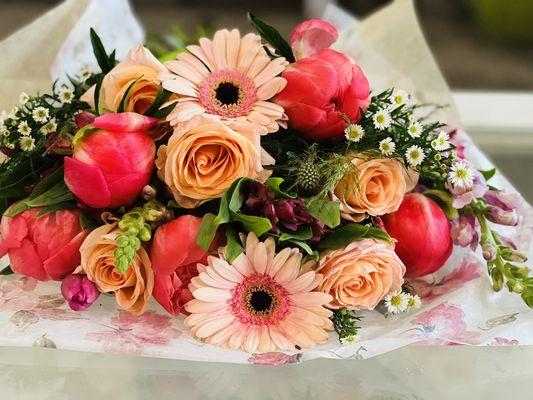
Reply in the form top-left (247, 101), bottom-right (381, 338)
top-left (290, 19), bottom-right (339, 60)
top-left (61, 274), bottom-right (100, 311)
top-left (382, 193), bottom-right (452, 277)
top-left (274, 48), bottom-right (370, 142)
top-left (64, 113), bottom-right (157, 209)
top-left (0, 207), bottom-right (89, 281)
top-left (150, 215), bottom-right (223, 315)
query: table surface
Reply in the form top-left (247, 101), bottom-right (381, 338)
top-left (1, 344), bottom-right (532, 400)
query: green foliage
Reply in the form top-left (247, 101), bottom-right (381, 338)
top-left (90, 28), bottom-right (116, 74)
top-left (0, 266), bottom-right (13, 276)
top-left (319, 223), bottom-right (392, 250)
top-left (479, 168), bottom-right (496, 181)
top-left (225, 228), bottom-right (244, 263)
top-left (306, 197), bottom-right (340, 229)
top-left (247, 13), bottom-right (295, 62)
top-left (331, 308), bottom-right (362, 343)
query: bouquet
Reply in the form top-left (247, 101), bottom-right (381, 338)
top-left (0, 11), bottom-right (531, 360)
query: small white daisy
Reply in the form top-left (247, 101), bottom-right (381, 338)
top-left (19, 136), bottom-right (35, 151)
top-left (372, 108), bottom-right (391, 130)
top-left (79, 68), bottom-right (92, 82)
top-left (17, 121), bottom-right (31, 136)
top-left (384, 290), bottom-right (409, 314)
top-left (344, 124), bottom-right (365, 143)
top-left (379, 137), bottom-right (396, 155)
top-left (432, 130), bottom-right (451, 151)
top-left (407, 294), bottom-right (422, 310)
top-left (405, 145), bottom-right (425, 167)
top-left (407, 122), bottom-right (422, 138)
top-left (40, 118), bottom-right (57, 135)
top-left (7, 107), bottom-right (19, 121)
top-left (5, 141), bottom-right (15, 149)
top-left (58, 87), bottom-right (74, 104)
top-left (32, 107), bottom-right (49, 123)
top-left (19, 92), bottom-right (30, 105)
top-left (340, 335), bottom-right (357, 345)
top-left (0, 122), bottom-right (7, 136)
top-left (389, 89), bottom-right (409, 108)
top-left (449, 161), bottom-right (474, 189)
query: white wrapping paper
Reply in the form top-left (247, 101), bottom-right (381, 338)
top-left (1, 0), bottom-right (532, 364)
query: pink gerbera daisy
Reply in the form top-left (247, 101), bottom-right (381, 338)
top-left (162, 29), bottom-right (289, 134)
top-left (184, 233), bottom-right (333, 353)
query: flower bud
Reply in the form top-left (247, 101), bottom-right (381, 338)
top-left (60, 274), bottom-right (100, 311)
top-left (482, 241), bottom-right (497, 261)
top-left (487, 207), bottom-right (519, 226)
top-left (141, 185), bottom-right (157, 201)
top-left (491, 269), bottom-right (504, 292)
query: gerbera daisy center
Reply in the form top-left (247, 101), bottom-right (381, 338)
top-left (198, 69), bottom-right (257, 118)
top-left (245, 286), bottom-right (277, 314)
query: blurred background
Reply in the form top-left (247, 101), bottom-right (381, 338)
top-left (0, 0), bottom-right (532, 199)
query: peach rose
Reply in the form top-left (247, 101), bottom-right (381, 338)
top-left (80, 224), bottom-right (154, 315)
top-left (81, 45), bottom-right (170, 114)
top-left (331, 156), bottom-right (418, 222)
top-left (156, 116), bottom-right (272, 208)
top-left (316, 239), bottom-right (405, 310)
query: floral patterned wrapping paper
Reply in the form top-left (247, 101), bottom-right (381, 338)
top-left (0, 0), bottom-right (532, 364)
top-left (1, 129), bottom-right (531, 365)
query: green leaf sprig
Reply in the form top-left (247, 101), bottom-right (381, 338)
top-left (331, 308), bottom-right (362, 344)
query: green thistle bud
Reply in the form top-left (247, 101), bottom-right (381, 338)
top-left (296, 162), bottom-right (321, 192)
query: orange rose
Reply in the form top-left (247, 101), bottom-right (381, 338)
top-left (316, 239), bottom-right (405, 310)
top-left (80, 224), bottom-right (154, 315)
top-left (81, 45), bottom-right (170, 114)
top-left (156, 117), bottom-right (272, 208)
top-left (331, 156), bottom-right (418, 222)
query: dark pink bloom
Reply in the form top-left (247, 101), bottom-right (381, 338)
top-left (382, 193), bottom-right (452, 277)
top-left (290, 19), bottom-right (338, 59)
top-left (484, 190), bottom-right (522, 212)
top-left (61, 274), bottom-right (100, 311)
top-left (274, 49), bottom-right (370, 142)
top-left (64, 112), bottom-right (157, 209)
top-left (0, 207), bottom-right (88, 281)
top-left (74, 111), bottom-right (96, 129)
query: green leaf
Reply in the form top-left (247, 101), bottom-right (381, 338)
top-left (285, 239), bottom-right (314, 255)
top-left (144, 85), bottom-right (173, 117)
top-left (151, 102), bottom-right (177, 119)
top-left (4, 201), bottom-right (30, 218)
top-left (25, 181), bottom-right (74, 208)
top-left (225, 228), bottom-right (244, 263)
top-left (0, 266), bottom-right (13, 276)
top-left (197, 213), bottom-right (219, 251)
top-left (319, 223), bottom-right (392, 250)
top-left (279, 226), bottom-right (313, 242)
top-left (90, 28), bottom-right (114, 73)
top-left (118, 77), bottom-right (142, 113)
top-left (247, 13), bottom-right (295, 62)
top-left (307, 198), bottom-right (341, 229)
top-left (423, 189), bottom-right (459, 219)
top-left (480, 168), bottom-right (496, 182)
top-left (230, 212), bottom-right (272, 237)
top-left (214, 177), bottom-right (251, 226)
top-left (521, 287), bottom-right (533, 308)
top-left (266, 177), bottom-right (295, 199)
top-left (72, 125), bottom-right (98, 147)
top-left (37, 202), bottom-right (76, 217)
top-left (29, 166), bottom-right (65, 200)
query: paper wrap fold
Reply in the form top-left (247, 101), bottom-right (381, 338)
top-left (0, 0), bottom-right (532, 364)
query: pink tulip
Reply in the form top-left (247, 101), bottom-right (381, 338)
top-left (382, 193), bottom-right (452, 278)
top-left (290, 18), bottom-right (338, 59)
top-left (151, 215), bottom-right (221, 315)
top-left (274, 49), bottom-right (370, 142)
top-left (0, 207), bottom-right (88, 281)
top-left (64, 112), bottom-right (157, 209)
top-left (61, 274), bottom-right (100, 311)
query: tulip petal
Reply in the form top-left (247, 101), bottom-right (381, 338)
top-left (43, 230), bottom-right (88, 280)
top-left (64, 156), bottom-right (112, 209)
top-left (92, 112), bottom-right (158, 133)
